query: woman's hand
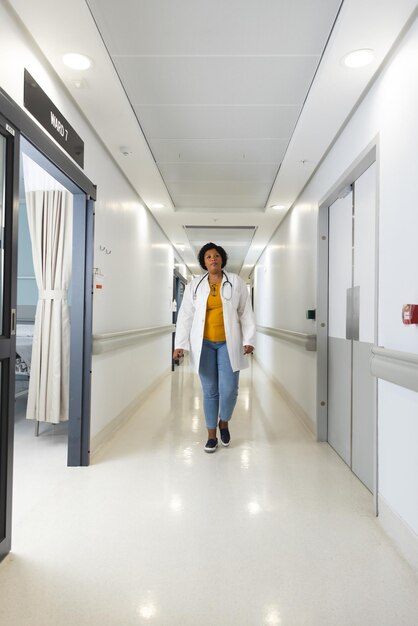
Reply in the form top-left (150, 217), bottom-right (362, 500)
top-left (243, 345), bottom-right (254, 355)
top-left (173, 349), bottom-right (185, 360)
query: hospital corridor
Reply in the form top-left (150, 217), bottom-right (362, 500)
top-left (1, 359), bottom-right (418, 626)
top-left (1, 0), bottom-right (418, 624)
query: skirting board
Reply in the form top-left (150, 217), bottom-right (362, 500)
top-left (254, 355), bottom-right (316, 438)
top-left (378, 495), bottom-right (418, 574)
top-left (90, 367), bottom-right (171, 459)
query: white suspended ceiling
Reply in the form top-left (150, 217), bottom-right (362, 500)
top-left (86, 0), bottom-right (342, 211)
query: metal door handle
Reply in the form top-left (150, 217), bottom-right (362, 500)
top-left (11, 308), bottom-right (16, 336)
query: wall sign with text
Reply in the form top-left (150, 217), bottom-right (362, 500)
top-left (23, 69), bottom-right (84, 168)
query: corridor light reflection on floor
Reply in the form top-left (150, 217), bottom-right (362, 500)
top-left (247, 501), bottom-right (261, 515)
top-left (191, 416), bottom-right (200, 433)
top-left (170, 495), bottom-right (183, 513)
top-left (182, 446), bottom-right (193, 466)
top-left (265, 606), bottom-right (281, 625)
top-left (138, 597), bottom-right (157, 620)
top-left (240, 448), bottom-right (251, 470)
top-left (243, 393), bottom-right (250, 411)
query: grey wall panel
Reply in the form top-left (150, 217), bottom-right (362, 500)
top-left (328, 337), bottom-right (352, 465)
top-left (352, 341), bottom-right (375, 492)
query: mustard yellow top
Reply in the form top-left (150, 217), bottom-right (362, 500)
top-left (203, 282), bottom-right (226, 341)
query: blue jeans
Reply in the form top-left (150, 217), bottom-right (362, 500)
top-left (198, 340), bottom-right (240, 429)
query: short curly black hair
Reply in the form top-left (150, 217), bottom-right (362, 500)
top-left (198, 242), bottom-right (228, 270)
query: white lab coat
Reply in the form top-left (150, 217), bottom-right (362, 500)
top-left (174, 272), bottom-right (256, 373)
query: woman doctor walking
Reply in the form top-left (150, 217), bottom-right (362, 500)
top-left (173, 242), bottom-right (256, 452)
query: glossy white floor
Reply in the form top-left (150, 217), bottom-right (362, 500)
top-left (1, 360), bottom-right (418, 626)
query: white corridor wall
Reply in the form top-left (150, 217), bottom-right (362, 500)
top-left (254, 207), bottom-right (317, 433)
top-left (0, 3), bottom-right (175, 445)
top-left (254, 13), bottom-right (418, 551)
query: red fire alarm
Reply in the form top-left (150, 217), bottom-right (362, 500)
top-left (402, 304), bottom-right (418, 325)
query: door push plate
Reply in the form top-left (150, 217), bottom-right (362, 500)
top-left (346, 286), bottom-right (360, 341)
top-left (346, 288), bottom-right (353, 340)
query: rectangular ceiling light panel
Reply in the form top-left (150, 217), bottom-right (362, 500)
top-left (185, 225), bottom-right (256, 273)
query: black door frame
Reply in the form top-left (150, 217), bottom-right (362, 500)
top-left (0, 112), bottom-right (19, 562)
top-left (0, 87), bottom-right (95, 561)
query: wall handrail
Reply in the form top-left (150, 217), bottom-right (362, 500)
top-left (370, 346), bottom-right (418, 393)
top-left (92, 324), bottom-right (175, 355)
top-left (256, 325), bottom-right (317, 351)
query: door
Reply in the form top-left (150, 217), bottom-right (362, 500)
top-left (172, 273), bottom-right (186, 369)
top-left (19, 138), bottom-right (94, 467)
top-left (0, 119), bottom-right (19, 561)
top-left (328, 163), bottom-right (377, 492)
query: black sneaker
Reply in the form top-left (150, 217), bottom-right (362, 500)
top-left (204, 438), bottom-right (218, 453)
top-left (219, 424), bottom-right (231, 447)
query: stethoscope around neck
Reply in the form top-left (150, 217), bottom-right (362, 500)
top-left (193, 270), bottom-right (232, 301)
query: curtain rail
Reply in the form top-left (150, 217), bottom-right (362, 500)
top-left (256, 325), bottom-right (317, 351)
top-left (370, 346), bottom-right (418, 393)
top-left (92, 324), bottom-right (175, 355)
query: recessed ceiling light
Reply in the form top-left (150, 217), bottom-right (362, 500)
top-left (151, 203), bottom-right (165, 209)
top-left (270, 204), bottom-right (285, 210)
top-left (342, 49), bottom-right (375, 69)
top-left (62, 53), bottom-right (92, 70)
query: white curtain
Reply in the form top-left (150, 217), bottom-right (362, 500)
top-left (22, 154), bottom-right (73, 424)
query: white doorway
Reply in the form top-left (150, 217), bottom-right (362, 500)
top-left (15, 136), bottom-right (94, 468)
top-left (16, 150), bottom-right (73, 442)
top-left (327, 163), bottom-right (377, 492)
top-left (317, 150), bottom-right (378, 500)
